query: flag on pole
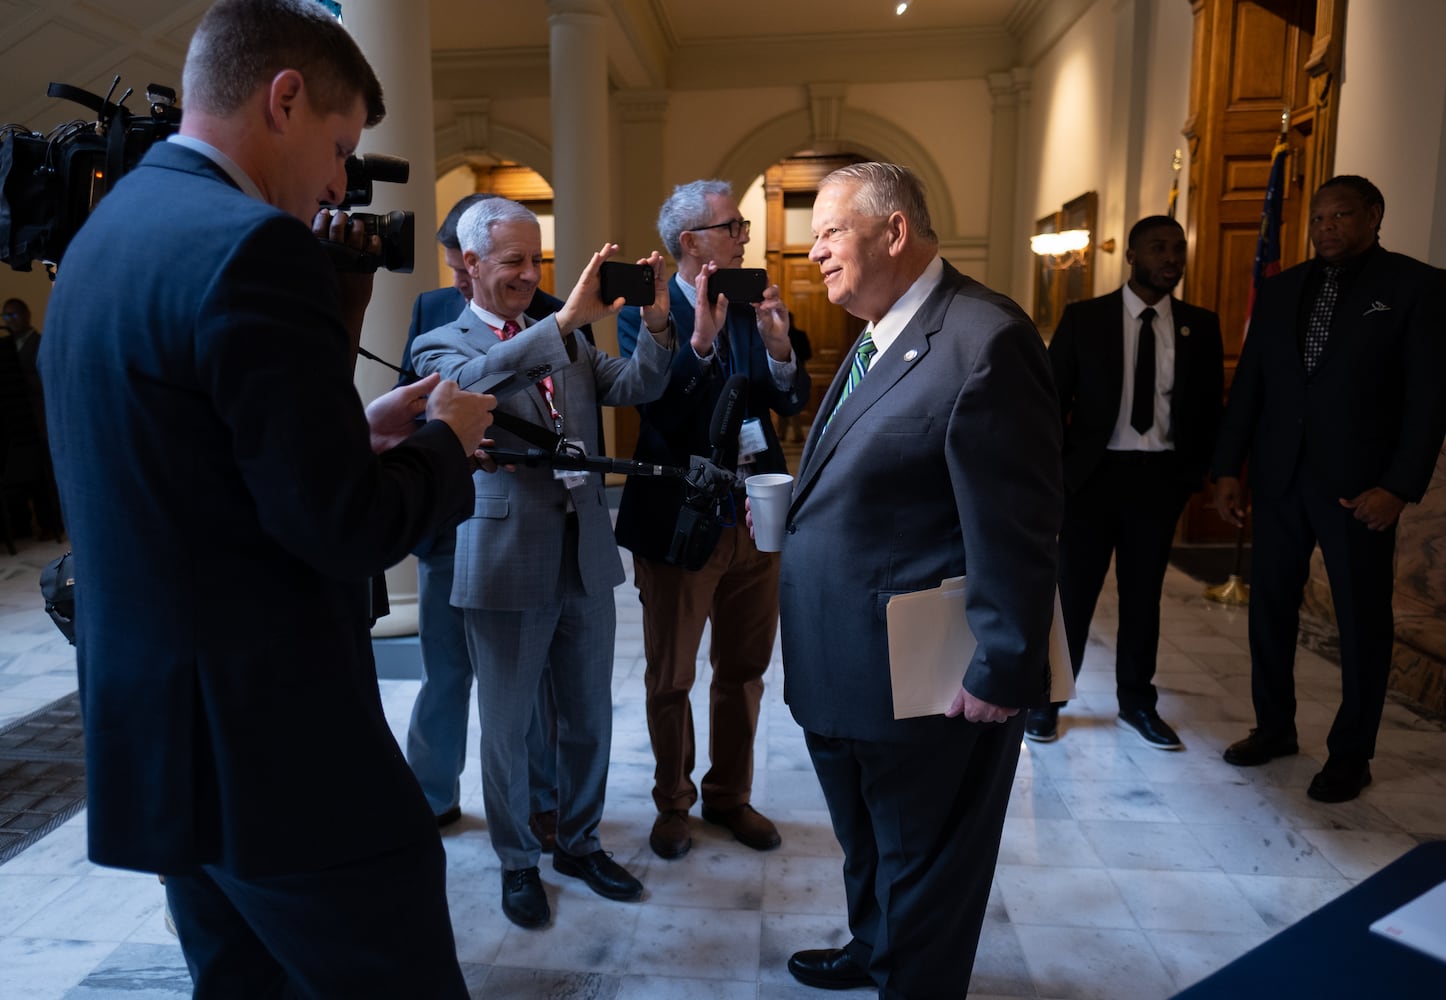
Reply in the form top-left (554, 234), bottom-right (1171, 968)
top-left (1167, 148), bottom-right (1182, 219)
top-left (1245, 136), bottom-right (1289, 337)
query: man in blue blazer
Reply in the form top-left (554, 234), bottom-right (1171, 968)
top-left (778, 164), bottom-right (1063, 994)
top-left (615, 180), bottom-right (809, 860)
top-left (1213, 175), bottom-right (1446, 801)
top-left (410, 196), bottom-right (676, 929)
top-left (1035, 216), bottom-right (1223, 747)
top-left (38, 2), bottom-right (496, 995)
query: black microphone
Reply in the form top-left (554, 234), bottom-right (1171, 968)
top-left (709, 373), bottom-right (749, 466)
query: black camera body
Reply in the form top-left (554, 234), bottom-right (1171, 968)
top-left (667, 488), bottom-right (724, 571)
top-left (0, 79), bottom-right (414, 275)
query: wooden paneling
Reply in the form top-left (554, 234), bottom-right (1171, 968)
top-left (1180, 0), bottom-right (1342, 543)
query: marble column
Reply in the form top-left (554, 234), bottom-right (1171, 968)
top-left (547, 0), bottom-right (612, 291)
top-left (986, 68), bottom-right (1028, 295)
top-left (338, 0), bottom-right (440, 636)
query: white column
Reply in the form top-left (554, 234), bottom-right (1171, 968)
top-left (338, 0), bottom-right (440, 636)
top-left (548, 0), bottom-right (612, 288)
top-left (987, 70), bottom-right (1025, 294)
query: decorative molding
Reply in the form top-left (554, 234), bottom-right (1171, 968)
top-left (712, 105), bottom-right (959, 242)
top-left (615, 88), bottom-right (670, 123)
top-left (450, 98), bottom-right (492, 154)
top-left (434, 121), bottom-right (554, 185)
top-left (808, 83), bottom-right (848, 143)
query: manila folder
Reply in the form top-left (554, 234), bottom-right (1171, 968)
top-left (885, 577), bottom-right (1074, 720)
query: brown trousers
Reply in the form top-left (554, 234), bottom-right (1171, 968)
top-left (633, 521), bottom-right (780, 812)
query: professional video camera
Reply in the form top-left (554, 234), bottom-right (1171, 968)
top-left (0, 77), bottom-right (414, 275)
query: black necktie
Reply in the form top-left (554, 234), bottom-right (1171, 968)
top-left (1304, 263), bottom-right (1342, 371)
top-left (1131, 307), bottom-right (1157, 435)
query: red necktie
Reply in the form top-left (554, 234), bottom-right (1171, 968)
top-left (493, 319), bottom-right (557, 423)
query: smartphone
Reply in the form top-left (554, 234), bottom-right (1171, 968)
top-left (463, 364), bottom-right (553, 399)
top-left (598, 261), bottom-right (655, 306)
top-left (707, 267), bottom-right (768, 304)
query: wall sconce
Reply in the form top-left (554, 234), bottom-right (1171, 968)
top-left (1030, 229), bottom-right (1116, 269)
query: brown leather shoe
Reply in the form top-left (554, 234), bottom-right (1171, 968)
top-left (649, 809), bottom-right (692, 859)
top-left (528, 809), bottom-right (558, 853)
top-left (701, 803), bottom-right (781, 851)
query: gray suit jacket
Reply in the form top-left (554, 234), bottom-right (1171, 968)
top-left (411, 306), bottom-right (675, 610)
top-left (779, 261), bottom-right (1064, 742)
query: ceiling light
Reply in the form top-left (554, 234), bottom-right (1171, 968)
top-left (896, 2), bottom-right (910, 15)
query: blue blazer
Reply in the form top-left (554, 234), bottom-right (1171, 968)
top-left (40, 142), bottom-right (474, 877)
top-left (779, 262), bottom-right (1064, 741)
top-left (1212, 247), bottom-right (1446, 502)
top-left (613, 275), bottom-right (809, 561)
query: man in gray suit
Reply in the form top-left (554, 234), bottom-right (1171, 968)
top-left (410, 197), bottom-right (676, 929)
top-left (777, 164), bottom-right (1063, 995)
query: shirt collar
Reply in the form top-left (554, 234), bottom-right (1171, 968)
top-left (1121, 282), bottom-right (1173, 324)
top-left (467, 301), bottom-right (525, 332)
top-left (167, 134), bottom-right (264, 203)
top-left (871, 255), bottom-right (944, 357)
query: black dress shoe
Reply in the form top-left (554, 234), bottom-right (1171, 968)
top-left (1222, 728), bottom-right (1298, 766)
top-left (435, 805), bottom-right (461, 829)
top-left (501, 867), bottom-right (550, 929)
top-left (1117, 708), bottom-right (1183, 750)
top-left (1024, 705), bottom-right (1060, 743)
top-left (1307, 759), bottom-right (1372, 802)
top-left (552, 848), bottom-right (643, 902)
top-left (787, 948), bottom-right (872, 990)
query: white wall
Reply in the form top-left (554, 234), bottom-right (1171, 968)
top-left (1334, 0), bottom-right (1446, 266)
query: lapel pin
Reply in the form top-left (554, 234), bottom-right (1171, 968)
top-left (1180, 325), bottom-right (1191, 338)
top-left (1364, 300), bottom-right (1391, 316)
top-left (903, 348), bottom-right (919, 362)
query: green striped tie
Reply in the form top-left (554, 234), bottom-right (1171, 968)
top-left (824, 330), bottom-right (877, 431)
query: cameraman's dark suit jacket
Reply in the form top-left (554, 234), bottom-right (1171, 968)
top-left (613, 274), bottom-right (809, 560)
top-left (39, 142), bottom-right (474, 877)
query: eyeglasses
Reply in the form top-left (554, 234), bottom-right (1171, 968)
top-left (688, 218), bottom-right (751, 239)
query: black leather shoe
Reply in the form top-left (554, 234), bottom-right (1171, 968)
top-left (552, 848), bottom-right (643, 902)
top-left (501, 867), bottom-right (550, 929)
top-left (1117, 708), bottom-right (1183, 750)
top-left (1024, 706), bottom-right (1060, 743)
top-left (1307, 759), bottom-right (1372, 802)
top-left (701, 803), bottom-right (781, 851)
top-left (435, 805), bottom-right (461, 829)
top-left (787, 948), bottom-right (872, 990)
top-left (1222, 728), bottom-right (1298, 766)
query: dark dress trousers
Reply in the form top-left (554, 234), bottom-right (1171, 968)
top-left (614, 276), bottom-right (809, 812)
top-left (40, 142), bottom-right (473, 997)
top-left (780, 261), bottom-right (1063, 996)
top-left (1212, 246), bottom-right (1446, 762)
top-left (1050, 289), bottom-right (1223, 712)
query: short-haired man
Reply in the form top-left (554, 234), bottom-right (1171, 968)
top-left (0, 296), bottom-right (63, 540)
top-left (614, 180), bottom-right (809, 859)
top-left (1030, 216), bottom-right (1223, 746)
top-left (777, 164), bottom-right (1062, 994)
top-left (402, 193), bottom-right (563, 845)
top-left (411, 197), bottom-right (676, 928)
top-left (39, 1), bottom-right (496, 994)
top-left (1213, 175), bottom-right (1446, 801)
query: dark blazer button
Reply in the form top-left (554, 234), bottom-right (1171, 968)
top-left (787, 522), bottom-right (797, 534)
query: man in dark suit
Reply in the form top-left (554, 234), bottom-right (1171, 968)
top-left (1213, 175), bottom-right (1446, 802)
top-left (402, 193), bottom-right (563, 846)
top-left (778, 163), bottom-right (1063, 995)
top-left (614, 179), bottom-right (809, 860)
top-left (37, 1), bottom-right (498, 995)
top-left (0, 297), bottom-right (62, 541)
top-left (1029, 216), bottom-right (1223, 747)
top-left (411, 196), bottom-right (676, 929)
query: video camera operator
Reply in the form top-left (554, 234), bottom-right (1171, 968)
top-left (613, 179), bottom-right (810, 860)
top-left (38, 2), bottom-right (493, 995)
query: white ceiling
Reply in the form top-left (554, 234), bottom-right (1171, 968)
top-left (0, 0), bottom-right (1043, 146)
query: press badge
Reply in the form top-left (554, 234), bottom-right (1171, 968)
top-left (737, 417), bottom-right (767, 464)
top-left (553, 438), bottom-right (588, 490)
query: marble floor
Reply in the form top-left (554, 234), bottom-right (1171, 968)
top-left (1, 534), bottom-right (1444, 999)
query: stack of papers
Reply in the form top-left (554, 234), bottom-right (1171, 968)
top-left (1370, 880), bottom-right (1446, 964)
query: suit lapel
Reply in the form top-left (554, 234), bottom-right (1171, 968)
top-left (794, 265), bottom-right (958, 509)
top-left (1100, 291), bottom-right (1125, 413)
